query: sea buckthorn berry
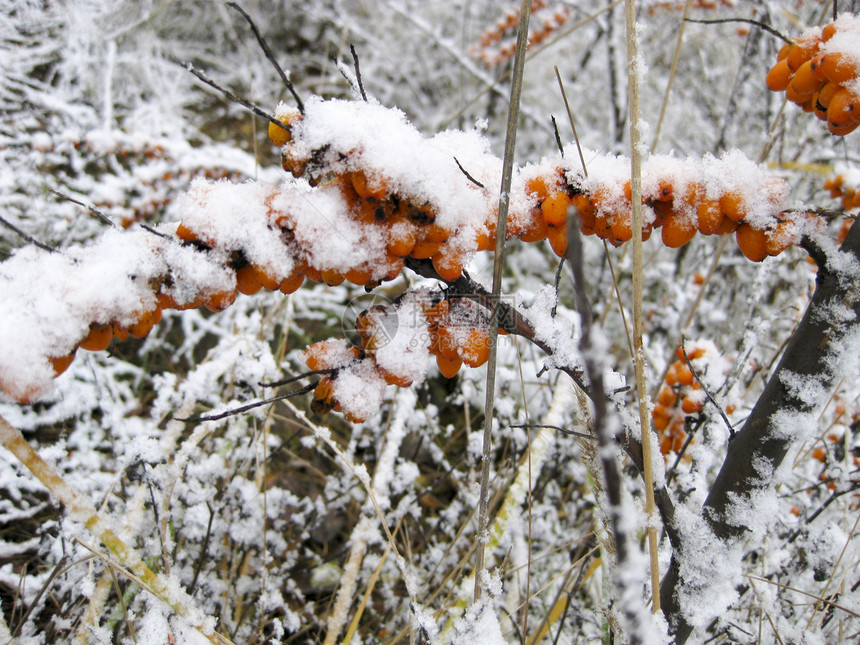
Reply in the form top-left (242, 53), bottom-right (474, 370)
top-left (268, 120), bottom-right (292, 147)
top-left (765, 222), bottom-right (795, 256)
top-left (547, 224), bottom-right (568, 257)
top-left (654, 179), bottom-right (674, 202)
top-left (675, 362), bottom-right (695, 387)
top-left (789, 59), bottom-right (823, 96)
top-left (681, 394), bottom-right (704, 414)
top-left (610, 215), bottom-right (633, 245)
top-left (411, 239), bottom-right (444, 259)
top-left (432, 250), bottom-right (465, 282)
top-left (387, 222), bottom-right (419, 257)
top-left (377, 365), bottom-right (413, 388)
top-left (786, 38), bottom-right (820, 72)
top-left (460, 328), bottom-right (491, 368)
top-left (719, 191), bottom-right (745, 222)
top-left (128, 307), bottom-right (162, 339)
top-left (657, 386), bottom-right (677, 407)
top-left (320, 269), bottom-right (345, 286)
top-left (345, 266), bottom-right (373, 286)
top-left (766, 59), bottom-right (792, 92)
top-left (236, 265), bottom-right (263, 295)
top-left (436, 354), bottom-right (462, 379)
top-left (526, 175), bottom-right (552, 201)
top-left (785, 82), bottom-right (815, 105)
top-left (572, 194), bottom-right (596, 234)
top-left (176, 223), bottom-right (198, 242)
top-left (541, 190), bottom-right (572, 227)
top-left (820, 53), bottom-right (858, 85)
top-left (827, 88), bottom-right (859, 131)
top-left (311, 377), bottom-right (337, 414)
top-left (204, 287), bottom-right (238, 312)
top-left (736, 223), bottom-right (768, 262)
top-left (661, 212), bottom-right (697, 248)
top-left (810, 53), bottom-right (828, 83)
top-left (812, 447), bottom-right (827, 463)
top-left (80, 324), bottom-right (113, 351)
top-left (50, 352), bottom-right (77, 377)
top-left (696, 199), bottom-right (724, 235)
top-left (777, 42), bottom-right (791, 61)
top-left (350, 170), bottom-right (387, 201)
top-left (279, 271), bottom-right (305, 294)
top-left (519, 215), bottom-right (549, 243)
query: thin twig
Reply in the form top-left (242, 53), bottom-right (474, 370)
top-left (178, 60), bottom-right (294, 130)
top-left (509, 423), bottom-right (593, 440)
top-left (651, 0), bottom-right (692, 153)
top-left (625, 0), bottom-right (661, 613)
top-left (550, 115), bottom-right (564, 157)
top-left (176, 382), bottom-right (317, 423)
top-left (225, 1), bottom-right (304, 113)
top-left (349, 44), bottom-right (367, 102)
top-left (11, 556), bottom-right (68, 636)
top-left (260, 368), bottom-right (338, 388)
top-left (684, 17), bottom-right (791, 43)
top-left (0, 215), bottom-right (57, 253)
top-left (474, 0), bottom-right (532, 604)
top-left (679, 341), bottom-right (736, 439)
top-left (554, 66), bottom-right (587, 178)
top-left (453, 157), bottom-right (486, 189)
top-left (48, 188), bottom-right (117, 228)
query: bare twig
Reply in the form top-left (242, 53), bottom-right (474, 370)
top-left (683, 17), bottom-right (791, 44)
top-left (349, 44), bottom-right (368, 102)
top-left (0, 215), bottom-right (57, 253)
top-left (453, 157), bottom-right (486, 189)
top-left (48, 188), bottom-right (117, 228)
top-left (178, 60), bottom-right (294, 130)
top-left (176, 382), bottom-right (317, 423)
top-left (474, 0), bottom-right (532, 604)
top-left (225, 1), bottom-right (304, 113)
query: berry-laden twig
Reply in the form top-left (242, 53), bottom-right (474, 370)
top-left (765, 15), bottom-right (860, 136)
top-left (0, 95), bottom-right (823, 408)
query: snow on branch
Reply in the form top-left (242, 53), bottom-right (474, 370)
top-left (0, 96), bottom-right (816, 414)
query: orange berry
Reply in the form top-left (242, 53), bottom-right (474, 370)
top-left (675, 363), bottom-right (695, 387)
top-left (696, 199), bottom-right (724, 235)
top-left (204, 288), bottom-right (238, 312)
top-left (827, 122), bottom-right (859, 137)
top-left (765, 222), bottom-right (795, 256)
top-left (661, 212), bottom-right (697, 248)
top-left (725, 403), bottom-right (736, 415)
top-left (547, 224), bottom-right (568, 257)
top-left (519, 215), bottom-right (549, 243)
top-left (719, 192), bottom-right (745, 221)
top-left (350, 170), bottom-right (387, 201)
top-left (541, 191), bottom-right (572, 227)
top-left (765, 58), bottom-right (792, 92)
top-left (666, 362), bottom-right (679, 387)
top-left (175, 223), bottom-right (198, 242)
top-left (377, 365), bottom-right (413, 388)
top-left (820, 53), bottom-right (858, 85)
top-left (80, 324), bottom-right (113, 351)
top-left (236, 265), bottom-right (263, 295)
top-left (736, 223), bottom-right (768, 262)
top-left (822, 22), bottom-right (837, 42)
top-left (786, 38), bottom-right (820, 72)
top-left (789, 59), bottom-right (823, 96)
top-left (572, 194), bottom-right (596, 234)
top-left (658, 386), bottom-right (677, 407)
top-left (387, 223), bottom-right (419, 257)
top-left (279, 271), bottom-right (305, 294)
top-left (411, 239), bottom-right (444, 259)
top-left (460, 329), bottom-right (491, 368)
top-left (676, 346), bottom-right (705, 361)
top-left (827, 88), bottom-right (860, 131)
top-left (345, 266), bottom-right (373, 286)
top-left (436, 354), bottom-right (462, 378)
top-left (50, 351), bottom-right (76, 377)
top-left (653, 179), bottom-right (674, 202)
top-left (128, 307), bottom-right (162, 339)
top-left (681, 394), bottom-right (704, 414)
top-left (320, 269), bottom-right (345, 286)
top-left (424, 223), bottom-right (451, 244)
top-left (610, 215), bottom-right (633, 245)
top-left (671, 428), bottom-right (688, 454)
top-left (432, 250), bottom-right (465, 282)
top-left (526, 175), bottom-right (552, 202)
top-left (812, 447), bottom-right (827, 463)
top-left (777, 42), bottom-right (791, 61)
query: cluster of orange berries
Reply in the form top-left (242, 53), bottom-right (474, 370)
top-left (301, 293), bottom-right (494, 420)
top-left (469, 0), bottom-right (571, 68)
top-left (765, 18), bottom-right (860, 136)
top-left (824, 173), bottom-right (860, 210)
top-left (521, 168), bottom-right (799, 262)
top-left (646, 0), bottom-right (735, 12)
top-left (651, 346), bottom-right (734, 457)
